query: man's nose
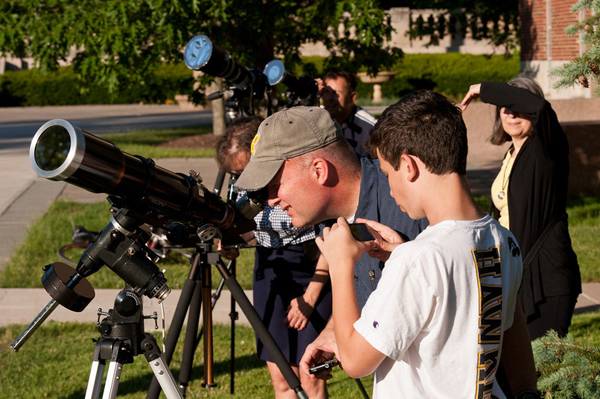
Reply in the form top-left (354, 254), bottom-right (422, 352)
top-left (267, 188), bottom-right (280, 207)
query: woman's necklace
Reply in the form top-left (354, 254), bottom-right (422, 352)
top-left (498, 152), bottom-right (516, 200)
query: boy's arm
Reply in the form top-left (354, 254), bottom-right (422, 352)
top-left (315, 217), bottom-right (386, 378)
top-left (500, 298), bottom-right (538, 395)
top-left (329, 254), bottom-right (386, 378)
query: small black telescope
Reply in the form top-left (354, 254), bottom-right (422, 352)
top-left (183, 34), bottom-right (267, 97)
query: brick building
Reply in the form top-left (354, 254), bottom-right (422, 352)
top-left (520, 0), bottom-right (594, 99)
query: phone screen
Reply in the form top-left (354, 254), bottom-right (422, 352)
top-left (348, 223), bottom-right (375, 241)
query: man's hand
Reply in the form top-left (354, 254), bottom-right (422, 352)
top-left (299, 322), bottom-right (339, 380)
top-left (216, 239), bottom-right (240, 260)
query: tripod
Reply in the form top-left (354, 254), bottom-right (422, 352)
top-left (86, 286), bottom-right (183, 399)
top-left (147, 231), bottom-right (309, 399)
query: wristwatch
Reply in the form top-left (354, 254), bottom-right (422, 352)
top-left (514, 390), bottom-right (541, 399)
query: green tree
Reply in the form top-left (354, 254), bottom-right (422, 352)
top-left (0, 0), bottom-right (400, 99)
top-left (549, 0), bottom-right (600, 96)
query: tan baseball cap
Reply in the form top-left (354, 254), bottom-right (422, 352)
top-left (234, 106), bottom-right (343, 191)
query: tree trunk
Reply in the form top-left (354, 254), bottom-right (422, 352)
top-left (209, 77), bottom-right (227, 135)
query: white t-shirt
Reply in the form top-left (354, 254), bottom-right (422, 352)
top-left (354, 215), bottom-right (523, 398)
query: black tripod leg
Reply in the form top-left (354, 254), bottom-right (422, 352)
top-left (355, 378), bottom-right (370, 398)
top-left (178, 273), bottom-right (203, 395)
top-left (147, 254), bottom-right (202, 399)
top-left (214, 260), bottom-right (308, 399)
top-left (201, 261), bottom-right (217, 387)
top-left (229, 259), bottom-right (237, 394)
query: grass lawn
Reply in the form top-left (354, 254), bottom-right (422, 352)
top-left (0, 322), bottom-right (373, 398)
top-left (102, 125), bottom-right (216, 159)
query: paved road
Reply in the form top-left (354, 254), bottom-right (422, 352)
top-left (0, 103), bottom-right (212, 153)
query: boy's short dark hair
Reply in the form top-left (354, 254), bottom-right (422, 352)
top-left (324, 70), bottom-right (358, 92)
top-left (365, 90), bottom-right (468, 175)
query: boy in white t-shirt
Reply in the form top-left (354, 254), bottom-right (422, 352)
top-left (315, 90), bottom-right (538, 398)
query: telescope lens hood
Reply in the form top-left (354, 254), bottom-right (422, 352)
top-left (264, 59), bottom-right (286, 86)
top-left (30, 119), bottom-right (85, 180)
top-left (184, 34), bottom-right (213, 71)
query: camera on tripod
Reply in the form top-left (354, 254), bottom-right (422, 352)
top-left (264, 59), bottom-right (319, 107)
top-left (184, 34), bottom-right (269, 118)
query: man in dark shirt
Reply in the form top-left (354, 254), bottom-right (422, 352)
top-left (234, 106), bottom-right (427, 385)
top-left (318, 70), bottom-right (377, 157)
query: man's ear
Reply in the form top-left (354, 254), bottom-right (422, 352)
top-left (312, 157), bottom-right (329, 185)
top-left (400, 154), bottom-right (420, 182)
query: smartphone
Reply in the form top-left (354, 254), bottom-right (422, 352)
top-left (348, 223), bottom-right (375, 242)
top-left (308, 359), bottom-right (340, 375)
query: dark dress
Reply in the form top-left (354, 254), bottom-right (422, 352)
top-left (253, 243), bottom-right (331, 364)
top-left (481, 82), bottom-right (582, 340)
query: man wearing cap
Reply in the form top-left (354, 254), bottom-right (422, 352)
top-left (235, 106), bottom-right (428, 380)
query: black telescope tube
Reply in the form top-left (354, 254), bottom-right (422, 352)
top-left (30, 119), bottom-right (236, 230)
top-left (184, 35), bottom-right (254, 89)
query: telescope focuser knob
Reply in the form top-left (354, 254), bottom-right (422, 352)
top-left (96, 308), bottom-right (110, 325)
top-left (144, 311), bottom-right (159, 329)
top-left (189, 170), bottom-right (203, 184)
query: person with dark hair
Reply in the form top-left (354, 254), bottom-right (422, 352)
top-left (233, 106), bottom-right (428, 385)
top-left (315, 90), bottom-right (537, 398)
top-left (461, 79), bottom-right (582, 340)
top-left (215, 116), bottom-right (332, 398)
top-left (317, 70), bottom-right (377, 157)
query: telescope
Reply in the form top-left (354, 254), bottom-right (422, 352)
top-left (30, 119), bottom-right (263, 236)
top-left (184, 34), bottom-right (267, 101)
top-left (263, 59), bottom-right (319, 107)
top-left (11, 119), bottom-right (264, 352)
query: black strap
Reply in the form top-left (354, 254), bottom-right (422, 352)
top-left (522, 213), bottom-right (565, 272)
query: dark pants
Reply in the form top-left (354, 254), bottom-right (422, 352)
top-left (527, 294), bottom-right (578, 340)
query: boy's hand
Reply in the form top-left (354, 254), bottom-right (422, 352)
top-left (300, 322), bottom-right (339, 380)
top-left (316, 217), bottom-right (375, 269)
top-left (356, 218), bottom-right (404, 262)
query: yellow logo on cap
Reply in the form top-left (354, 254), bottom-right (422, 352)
top-left (251, 134), bottom-right (260, 154)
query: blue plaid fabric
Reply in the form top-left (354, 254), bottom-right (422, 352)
top-left (253, 205), bottom-right (316, 248)
top-left (234, 189), bottom-right (315, 248)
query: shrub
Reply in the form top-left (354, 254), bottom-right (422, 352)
top-left (356, 53), bottom-right (521, 102)
top-left (0, 63), bottom-right (194, 107)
